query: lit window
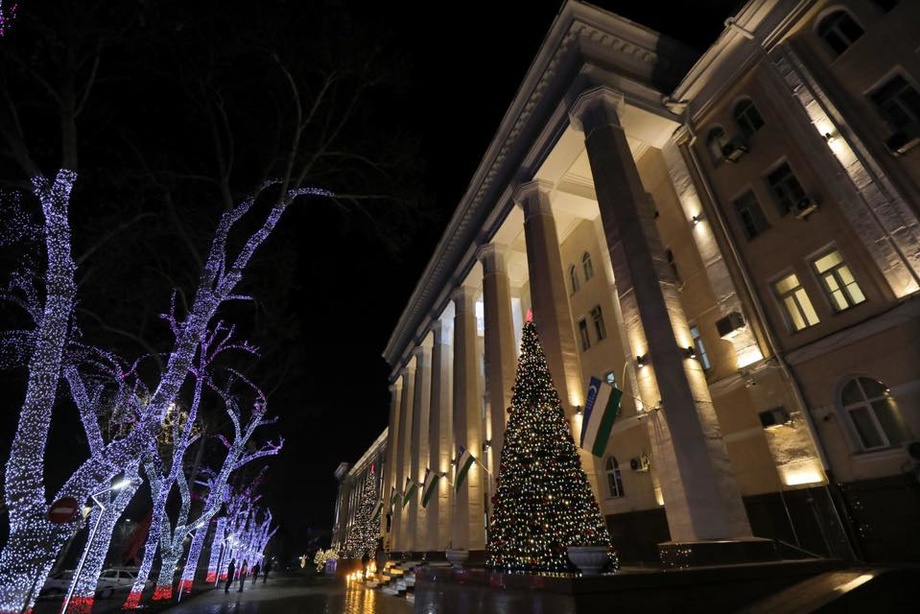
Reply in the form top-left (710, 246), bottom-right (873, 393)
top-left (666, 249), bottom-right (684, 289)
top-left (582, 251), bottom-right (594, 281)
top-left (766, 163), bottom-right (807, 216)
top-left (605, 456), bottom-right (625, 498)
top-left (774, 272), bottom-right (820, 331)
top-left (812, 249), bottom-right (866, 311)
top-left (578, 318), bottom-right (590, 351)
top-left (734, 99), bottom-right (765, 139)
top-left (689, 325), bottom-right (711, 372)
top-left (732, 191), bottom-right (769, 239)
top-left (817, 11), bottom-right (864, 57)
top-left (870, 74), bottom-right (920, 131)
top-left (590, 305), bottom-right (606, 341)
top-left (604, 370), bottom-right (616, 386)
top-left (569, 264), bottom-right (580, 294)
top-left (840, 377), bottom-right (909, 450)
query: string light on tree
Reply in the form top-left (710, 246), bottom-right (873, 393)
top-left (342, 467), bottom-right (380, 560)
top-left (486, 321), bottom-right (613, 573)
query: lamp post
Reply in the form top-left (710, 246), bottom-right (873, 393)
top-left (60, 478), bottom-right (141, 614)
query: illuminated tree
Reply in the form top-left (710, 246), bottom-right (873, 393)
top-left (342, 468), bottom-right (380, 559)
top-left (486, 321), bottom-right (611, 573)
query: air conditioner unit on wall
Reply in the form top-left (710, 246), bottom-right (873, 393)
top-left (794, 196), bottom-right (818, 220)
top-left (758, 406), bottom-right (791, 430)
top-left (630, 455), bottom-right (650, 472)
top-left (716, 311), bottom-right (746, 340)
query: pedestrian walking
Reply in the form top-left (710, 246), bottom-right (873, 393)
top-left (252, 561), bottom-right (261, 585)
top-left (262, 559), bottom-right (271, 583)
top-left (238, 560), bottom-right (249, 592)
top-left (224, 559), bottom-right (236, 593)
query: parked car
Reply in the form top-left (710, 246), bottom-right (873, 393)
top-left (40, 570), bottom-right (117, 599)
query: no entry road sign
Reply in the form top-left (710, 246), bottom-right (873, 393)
top-left (48, 497), bottom-right (80, 524)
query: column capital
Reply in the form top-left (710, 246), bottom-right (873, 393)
top-left (412, 344), bottom-right (430, 360)
top-left (569, 86), bottom-right (625, 136)
top-left (513, 179), bottom-right (555, 219)
top-left (477, 242), bottom-right (510, 276)
top-left (451, 284), bottom-right (477, 310)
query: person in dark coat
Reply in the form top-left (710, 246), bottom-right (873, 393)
top-left (238, 560), bottom-right (249, 592)
top-left (252, 561), bottom-right (261, 585)
top-left (224, 559), bottom-right (236, 593)
top-left (262, 559), bottom-right (271, 584)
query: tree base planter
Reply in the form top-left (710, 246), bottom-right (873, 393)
top-left (567, 546), bottom-right (609, 576)
top-left (445, 549), bottom-right (469, 568)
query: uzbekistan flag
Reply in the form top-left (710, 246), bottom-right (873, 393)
top-left (580, 376), bottom-right (623, 457)
top-left (421, 468), bottom-right (440, 508)
top-left (455, 445), bottom-right (476, 492)
top-left (402, 477), bottom-right (419, 508)
top-left (390, 487), bottom-right (401, 510)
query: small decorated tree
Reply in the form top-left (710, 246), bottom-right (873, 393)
top-left (342, 468), bottom-right (380, 559)
top-left (486, 320), bottom-right (612, 573)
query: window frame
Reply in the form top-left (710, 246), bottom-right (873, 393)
top-left (765, 162), bottom-right (807, 216)
top-left (569, 264), bottom-right (580, 294)
top-left (689, 324), bottom-right (712, 372)
top-left (839, 376), bottom-right (909, 451)
top-left (810, 247), bottom-right (867, 312)
top-left (605, 456), bottom-right (625, 499)
top-left (590, 305), bottom-right (607, 342)
top-left (816, 9), bottom-right (865, 58)
top-left (732, 190), bottom-right (770, 240)
top-left (706, 126), bottom-right (727, 165)
top-left (666, 248), bottom-right (684, 289)
top-left (577, 317), bottom-right (590, 351)
top-left (582, 251), bottom-right (594, 281)
top-left (869, 73), bottom-right (920, 131)
top-left (734, 99), bottom-right (765, 139)
top-left (773, 271), bottom-right (821, 332)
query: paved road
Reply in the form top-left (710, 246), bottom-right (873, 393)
top-left (158, 576), bottom-right (413, 614)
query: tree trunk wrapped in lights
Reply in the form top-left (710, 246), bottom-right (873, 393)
top-left (486, 321), bottom-right (612, 573)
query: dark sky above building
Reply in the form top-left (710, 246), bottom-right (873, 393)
top-left (270, 0), bottom-right (746, 555)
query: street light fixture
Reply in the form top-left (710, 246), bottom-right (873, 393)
top-left (60, 477), bottom-right (142, 614)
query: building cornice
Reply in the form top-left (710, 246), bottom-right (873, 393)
top-left (345, 428), bottom-right (388, 479)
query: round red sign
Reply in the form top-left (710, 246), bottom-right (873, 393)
top-left (48, 496), bottom-right (80, 524)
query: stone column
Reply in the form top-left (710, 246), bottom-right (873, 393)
top-left (393, 362), bottom-right (415, 552)
top-left (451, 285), bottom-right (485, 551)
top-left (478, 243), bottom-right (518, 476)
top-left (570, 86), bottom-right (752, 551)
top-left (427, 319), bottom-right (453, 552)
top-left (382, 381), bottom-right (401, 546)
top-left (514, 181), bottom-right (600, 498)
top-left (410, 343), bottom-right (431, 552)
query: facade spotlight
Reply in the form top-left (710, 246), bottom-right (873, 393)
top-left (636, 354), bottom-right (647, 368)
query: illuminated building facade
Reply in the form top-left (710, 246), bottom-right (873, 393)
top-left (331, 430), bottom-right (387, 552)
top-left (377, 0), bottom-right (920, 564)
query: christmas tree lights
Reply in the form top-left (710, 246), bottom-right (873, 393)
top-left (486, 321), bottom-right (612, 573)
top-left (342, 468), bottom-right (380, 559)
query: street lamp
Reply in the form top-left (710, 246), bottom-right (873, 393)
top-left (60, 477), bottom-right (142, 614)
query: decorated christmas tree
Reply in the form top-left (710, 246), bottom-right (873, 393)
top-left (486, 320), bottom-right (612, 573)
top-left (342, 467), bottom-right (381, 559)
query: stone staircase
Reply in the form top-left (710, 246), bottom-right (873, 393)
top-left (366, 558), bottom-right (451, 604)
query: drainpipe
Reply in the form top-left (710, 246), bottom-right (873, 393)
top-left (678, 107), bottom-right (861, 561)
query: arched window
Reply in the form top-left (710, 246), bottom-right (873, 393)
top-left (734, 99), bottom-right (765, 138)
top-left (605, 456), bottom-right (624, 498)
top-left (582, 251), bottom-right (594, 281)
top-left (569, 264), bottom-right (580, 294)
top-left (707, 127), bottom-right (726, 164)
top-left (840, 377), bottom-right (909, 450)
top-left (817, 10), bottom-right (864, 57)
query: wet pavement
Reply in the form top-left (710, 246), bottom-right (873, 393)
top-left (31, 575), bottom-right (412, 614)
top-left (157, 576), bottom-right (413, 614)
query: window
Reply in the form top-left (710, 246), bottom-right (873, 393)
top-left (666, 249), bottom-right (684, 289)
top-left (817, 11), bottom-right (864, 57)
top-left (766, 163), bottom-right (807, 216)
top-left (707, 127), bottom-right (726, 164)
top-left (569, 264), bottom-right (580, 294)
top-left (582, 251), bottom-right (594, 281)
top-left (605, 456), bottom-right (625, 498)
top-left (870, 74), bottom-right (920, 131)
top-left (841, 377), bottom-right (909, 450)
top-left (774, 272), bottom-right (820, 331)
top-left (732, 191), bottom-right (770, 239)
top-left (734, 99), bottom-right (765, 139)
top-left (812, 248), bottom-right (866, 311)
top-left (578, 318), bottom-right (590, 351)
top-left (590, 305), bottom-right (607, 341)
top-left (689, 325), bottom-right (711, 372)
